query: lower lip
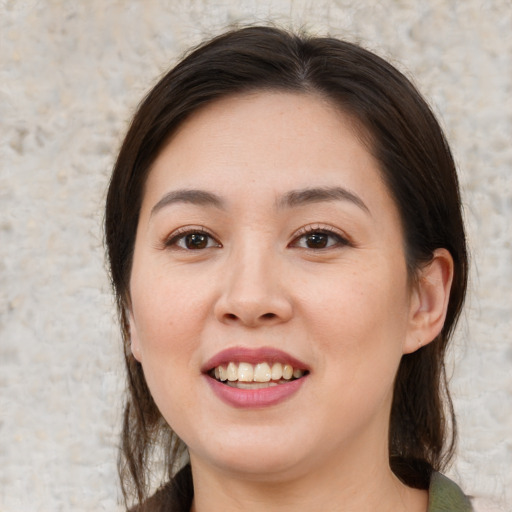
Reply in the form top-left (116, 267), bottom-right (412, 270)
top-left (205, 376), bottom-right (306, 408)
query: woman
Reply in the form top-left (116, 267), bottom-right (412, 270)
top-left (105, 26), bottom-right (472, 511)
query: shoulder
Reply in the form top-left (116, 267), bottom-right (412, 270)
top-left (428, 472), bottom-right (473, 512)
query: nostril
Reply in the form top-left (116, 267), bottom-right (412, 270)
top-left (222, 311), bottom-right (279, 325)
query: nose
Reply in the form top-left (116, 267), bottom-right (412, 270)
top-left (213, 244), bottom-right (293, 327)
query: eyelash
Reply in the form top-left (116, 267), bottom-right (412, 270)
top-left (163, 224), bottom-right (351, 251)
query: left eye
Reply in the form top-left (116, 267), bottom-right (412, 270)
top-left (291, 230), bottom-right (347, 249)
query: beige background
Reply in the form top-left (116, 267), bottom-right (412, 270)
top-left (1, 1), bottom-right (511, 510)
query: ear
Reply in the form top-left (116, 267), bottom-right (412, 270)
top-left (127, 309), bottom-right (143, 362)
top-left (403, 248), bottom-right (454, 354)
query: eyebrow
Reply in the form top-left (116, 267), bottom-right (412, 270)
top-left (150, 185), bottom-right (370, 217)
top-left (277, 186), bottom-right (370, 214)
top-left (150, 189), bottom-right (225, 216)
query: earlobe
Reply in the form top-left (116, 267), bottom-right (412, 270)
top-left (403, 248), bottom-right (454, 354)
top-left (127, 310), bottom-right (143, 362)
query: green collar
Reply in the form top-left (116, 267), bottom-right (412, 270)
top-left (428, 472), bottom-right (473, 512)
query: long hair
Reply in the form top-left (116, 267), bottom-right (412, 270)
top-left (105, 26), bottom-right (468, 508)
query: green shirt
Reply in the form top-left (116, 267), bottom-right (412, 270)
top-left (428, 472), bottom-right (473, 511)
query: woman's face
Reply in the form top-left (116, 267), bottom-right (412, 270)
top-left (128, 92), bottom-right (421, 480)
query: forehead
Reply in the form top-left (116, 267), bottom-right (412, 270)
top-left (169, 91), bottom-right (367, 157)
top-left (145, 92), bottom-right (384, 195)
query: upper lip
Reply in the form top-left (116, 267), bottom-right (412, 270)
top-left (202, 346), bottom-right (310, 373)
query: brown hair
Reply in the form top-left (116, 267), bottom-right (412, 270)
top-left (105, 26), bottom-right (468, 508)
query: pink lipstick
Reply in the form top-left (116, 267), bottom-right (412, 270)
top-left (202, 347), bottom-right (309, 409)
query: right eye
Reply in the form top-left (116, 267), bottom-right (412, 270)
top-left (165, 229), bottom-right (221, 250)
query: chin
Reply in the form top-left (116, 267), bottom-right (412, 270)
top-left (188, 426), bottom-right (318, 481)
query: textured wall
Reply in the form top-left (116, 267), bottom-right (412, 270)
top-left (1, 1), bottom-right (510, 510)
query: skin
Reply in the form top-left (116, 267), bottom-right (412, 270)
top-left (128, 92), bottom-right (454, 512)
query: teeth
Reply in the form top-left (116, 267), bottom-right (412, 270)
top-left (218, 365), bottom-right (227, 381)
top-left (227, 362), bottom-right (237, 381)
top-left (271, 362), bottom-right (283, 380)
top-left (254, 362), bottom-right (271, 382)
top-left (211, 361), bottom-right (306, 383)
top-left (238, 362), bottom-right (253, 382)
top-left (293, 368), bottom-right (304, 378)
top-left (226, 381), bottom-right (278, 389)
top-left (282, 364), bottom-right (293, 380)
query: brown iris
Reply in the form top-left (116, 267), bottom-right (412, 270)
top-left (185, 233), bottom-right (209, 249)
top-left (304, 232), bottom-right (329, 249)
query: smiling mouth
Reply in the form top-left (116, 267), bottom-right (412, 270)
top-left (208, 361), bottom-right (308, 389)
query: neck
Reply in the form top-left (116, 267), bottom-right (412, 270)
top-left (189, 439), bottom-right (428, 512)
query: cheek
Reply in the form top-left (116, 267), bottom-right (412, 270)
top-left (132, 301), bottom-right (201, 367)
top-left (130, 259), bottom-right (211, 345)
top-left (305, 262), bottom-right (409, 338)
top-left (128, 259), bottom-right (220, 404)
top-left (303, 262), bottom-right (410, 384)
top-left (129, 276), bottom-right (204, 424)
